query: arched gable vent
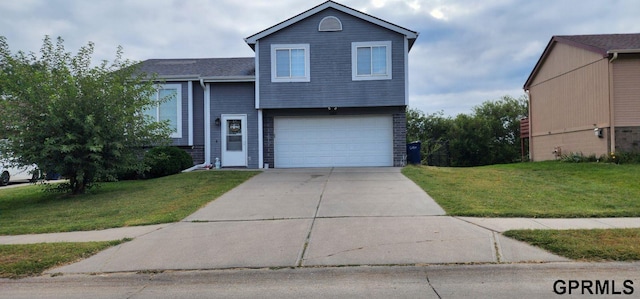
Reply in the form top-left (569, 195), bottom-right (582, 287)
top-left (319, 16), bottom-right (342, 32)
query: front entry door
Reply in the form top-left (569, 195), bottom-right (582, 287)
top-left (221, 114), bottom-right (248, 167)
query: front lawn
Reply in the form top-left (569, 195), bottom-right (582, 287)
top-left (504, 229), bottom-right (640, 261)
top-left (402, 162), bottom-right (640, 217)
top-left (0, 170), bottom-right (259, 235)
top-left (0, 240), bottom-right (128, 278)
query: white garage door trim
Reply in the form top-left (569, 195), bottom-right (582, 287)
top-left (274, 115), bottom-right (393, 168)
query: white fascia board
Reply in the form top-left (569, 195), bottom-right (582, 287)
top-left (607, 49), bottom-right (640, 54)
top-left (153, 75), bottom-right (201, 81)
top-left (201, 76), bottom-right (255, 82)
top-left (245, 1), bottom-right (417, 45)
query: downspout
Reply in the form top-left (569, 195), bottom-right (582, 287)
top-left (608, 52), bottom-right (618, 155)
top-left (609, 52), bottom-right (618, 63)
top-left (183, 77), bottom-right (211, 172)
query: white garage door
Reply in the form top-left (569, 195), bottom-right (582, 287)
top-left (274, 115), bottom-right (393, 168)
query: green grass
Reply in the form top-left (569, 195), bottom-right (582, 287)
top-left (402, 162), bottom-right (640, 217)
top-left (0, 171), bottom-right (259, 235)
top-left (0, 240), bottom-right (128, 278)
top-left (504, 229), bottom-right (640, 261)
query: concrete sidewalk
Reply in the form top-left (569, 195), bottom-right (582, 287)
top-left (1, 168), bottom-right (637, 274)
top-left (3, 217), bottom-right (639, 245)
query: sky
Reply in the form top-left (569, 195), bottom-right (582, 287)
top-left (2, 0), bottom-right (640, 116)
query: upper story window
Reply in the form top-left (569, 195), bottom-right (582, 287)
top-left (352, 41), bottom-right (392, 81)
top-left (145, 84), bottom-right (182, 138)
top-left (271, 44), bottom-right (310, 82)
top-left (319, 16), bottom-right (342, 32)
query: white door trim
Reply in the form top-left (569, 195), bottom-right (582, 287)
top-left (221, 114), bottom-right (248, 167)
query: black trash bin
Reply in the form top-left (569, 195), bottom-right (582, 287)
top-left (406, 142), bottom-right (421, 165)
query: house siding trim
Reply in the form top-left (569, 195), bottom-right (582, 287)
top-left (204, 83), bottom-right (212, 164)
top-left (404, 37), bottom-right (409, 106)
top-left (258, 109), bottom-right (264, 168)
top-left (188, 81), bottom-right (193, 145)
top-left (255, 41), bottom-right (260, 109)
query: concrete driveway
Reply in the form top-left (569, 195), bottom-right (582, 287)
top-left (51, 168), bottom-right (566, 274)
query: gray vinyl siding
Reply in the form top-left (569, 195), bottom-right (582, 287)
top-left (168, 81), bottom-right (190, 146)
top-left (210, 82), bottom-right (259, 168)
top-left (192, 82), bottom-right (205, 146)
top-left (258, 8), bottom-right (406, 109)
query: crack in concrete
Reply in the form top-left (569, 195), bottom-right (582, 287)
top-left (425, 273), bottom-right (442, 299)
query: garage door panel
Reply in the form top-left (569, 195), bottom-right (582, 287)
top-left (274, 116), bottom-right (393, 168)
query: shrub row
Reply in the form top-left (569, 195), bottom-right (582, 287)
top-left (116, 146), bottom-right (193, 180)
top-left (560, 151), bottom-right (640, 164)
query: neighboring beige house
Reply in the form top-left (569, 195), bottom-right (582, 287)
top-left (524, 33), bottom-right (640, 161)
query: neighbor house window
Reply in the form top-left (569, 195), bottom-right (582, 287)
top-left (271, 44), bottom-right (310, 82)
top-left (352, 41), bottom-right (392, 81)
top-left (145, 84), bottom-right (182, 138)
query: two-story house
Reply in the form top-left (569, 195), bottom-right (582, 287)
top-left (524, 33), bottom-right (640, 161)
top-left (137, 1), bottom-right (418, 168)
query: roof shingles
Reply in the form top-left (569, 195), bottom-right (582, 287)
top-left (136, 57), bottom-right (255, 78)
top-left (555, 33), bottom-right (640, 55)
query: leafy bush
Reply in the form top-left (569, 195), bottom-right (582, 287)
top-left (560, 152), bottom-right (601, 163)
top-left (144, 147), bottom-right (193, 179)
top-left (560, 151), bottom-right (640, 164)
top-left (605, 152), bottom-right (640, 164)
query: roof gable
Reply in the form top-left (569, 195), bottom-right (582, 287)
top-left (524, 33), bottom-right (640, 89)
top-left (244, 1), bottom-right (418, 50)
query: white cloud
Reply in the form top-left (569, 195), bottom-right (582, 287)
top-left (1, 0), bottom-right (639, 115)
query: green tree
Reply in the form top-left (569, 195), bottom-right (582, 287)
top-left (406, 108), bottom-right (452, 165)
top-left (407, 95), bottom-right (528, 167)
top-left (470, 95), bottom-right (528, 165)
top-left (448, 95), bottom-right (528, 166)
top-left (0, 36), bottom-right (171, 194)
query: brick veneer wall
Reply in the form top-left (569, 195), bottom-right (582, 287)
top-left (615, 126), bottom-right (640, 152)
top-left (393, 112), bottom-right (407, 166)
top-left (263, 116), bottom-right (275, 168)
top-left (181, 145), bottom-right (205, 165)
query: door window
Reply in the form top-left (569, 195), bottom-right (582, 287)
top-left (226, 120), bottom-right (242, 151)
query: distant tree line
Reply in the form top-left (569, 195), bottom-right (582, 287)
top-left (407, 95), bottom-right (528, 167)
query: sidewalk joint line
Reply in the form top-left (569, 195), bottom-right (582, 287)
top-left (492, 232), bottom-right (503, 263)
top-left (297, 167), bottom-right (333, 267)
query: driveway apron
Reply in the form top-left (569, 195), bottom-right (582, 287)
top-left (51, 168), bottom-right (565, 274)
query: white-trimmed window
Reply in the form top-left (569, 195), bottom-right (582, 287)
top-left (352, 41), bottom-right (392, 81)
top-left (145, 84), bottom-right (182, 138)
top-left (271, 44), bottom-right (310, 82)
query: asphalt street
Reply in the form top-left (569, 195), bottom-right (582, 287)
top-left (3, 263), bottom-right (640, 299)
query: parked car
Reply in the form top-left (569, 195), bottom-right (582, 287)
top-left (0, 160), bottom-right (40, 186)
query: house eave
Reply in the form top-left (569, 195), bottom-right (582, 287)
top-left (244, 0), bottom-right (418, 50)
top-left (201, 76), bottom-right (256, 83)
top-left (140, 75), bottom-right (255, 83)
top-left (607, 49), bottom-right (640, 54)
